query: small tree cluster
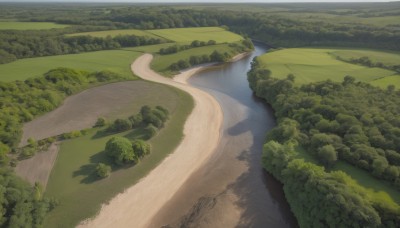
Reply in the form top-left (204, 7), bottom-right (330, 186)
top-left (106, 106), bottom-right (169, 135)
top-left (105, 137), bottom-right (151, 166)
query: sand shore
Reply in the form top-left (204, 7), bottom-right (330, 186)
top-left (78, 53), bottom-right (227, 228)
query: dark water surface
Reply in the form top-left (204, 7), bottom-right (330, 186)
top-left (151, 45), bottom-right (298, 228)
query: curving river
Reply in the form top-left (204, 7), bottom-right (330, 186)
top-left (150, 44), bottom-right (298, 227)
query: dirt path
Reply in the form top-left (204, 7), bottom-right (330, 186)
top-left (78, 54), bottom-right (224, 228)
top-left (15, 143), bottom-right (59, 188)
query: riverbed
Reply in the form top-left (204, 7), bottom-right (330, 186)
top-left (150, 44), bottom-right (298, 227)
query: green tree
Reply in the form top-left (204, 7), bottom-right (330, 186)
top-left (317, 144), bottom-right (337, 167)
top-left (131, 140), bottom-right (151, 158)
top-left (94, 117), bottom-right (106, 127)
top-left (105, 137), bottom-right (137, 165)
top-left (96, 163), bottom-right (111, 178)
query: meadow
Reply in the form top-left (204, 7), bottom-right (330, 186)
top-left (258, 48), bottom-right (400, 87)
top-left (0, 50), bottom-right (141, 81)
top-left (67, 29), bottom-right (160, 39)
top-left (44, 85), bottom-right (193, 228)
top-left (147, 27), bottom-right (243, 43)
top-left (0, 21), bottom-right (68, 30)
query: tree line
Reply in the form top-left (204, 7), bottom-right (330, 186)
top-left (169, 40), bottom-right (253, 71)
top-left (6, 5), bottom-right (397, 51)
top-left (2, 5), bottom-right (398, 64)
top-left (248, 59), bottom-right (400, 227)
top-left (0, 30), bottom-right (164, 64)
top-left (159, 39), bottom-right (217, 55)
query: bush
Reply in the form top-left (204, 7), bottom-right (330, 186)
top-left (128, 113), bottom-right (143, 128)
top-left (108, 118), bottom-right (131, 132)
top-left (62, 130), bottom-right (82, 139)
top-left (96, 163), bottom-right (111, 178)
top-left (105, 136), bottom-right (137, 165)
top-left (143, 124), bottom-right (158, 140)
top-left (131, 139), bottom-right (150, 158)
top-left (94, 117), bottom-right (106, 127)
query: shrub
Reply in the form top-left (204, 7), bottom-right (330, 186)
top-left (105, 136), bottom-right (137, 165)
top-left (94, 117), bottom-right (106, 127)
top-left (96, 163), bottom-right (111, 178)
top-left (108, 118), bottom-right (131, 132)
top-left (143, 124), bottom-right (158, 140)
top-left (131, 139), bottom-right (150, 158)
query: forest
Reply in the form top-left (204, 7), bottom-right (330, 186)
top-left (248, 59), bottom-right (400, 227)
top-left (1, 3), bottom-right (399, 64)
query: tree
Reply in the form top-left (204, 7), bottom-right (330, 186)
top-left (372, 157), bottom-right (389, 177)
top-left (131, 139), bottom-right (150, 158)
top-left (317, 144), bottom-right (337, 167)
top-left (96, 163), bottom-right (111, 178)
top-left (94, 117), bottom-right (106, 127)
top-left (105, 137), bottom-right (137, 165)
top-left (109, 119), bottom-right (131, 132)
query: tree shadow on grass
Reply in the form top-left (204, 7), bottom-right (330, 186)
top-left (73, 150), bottom-right (113, 184)
top-left (91, 129), bottom-right (114, 139)
top-left (73, 149), bottom-right (138, 184)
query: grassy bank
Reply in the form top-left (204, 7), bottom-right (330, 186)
top-left (44, 85), bottom-right (193, 228)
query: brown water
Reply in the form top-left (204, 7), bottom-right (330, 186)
top-left (150, 45), bottom-right (298, 228)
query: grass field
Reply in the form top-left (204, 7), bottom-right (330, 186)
top-left (147, 27), bottom-right (243, 43)
top-left (258, 48), bottom-right (399, 87)
top-left (67, 29), bottom-right (160, 39)
top-left (0, 21), bottom-right (68, 30)
top-left (330, 49), bottom-right (400, 67)
top-left (44, 85), bottom-right (193, 228)
top-left (0, 50), bottom-right (141, 81)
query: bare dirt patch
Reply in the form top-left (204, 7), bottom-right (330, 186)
top-left (15, 142), bottom-right (59, 188)
top-left (20, 81), bottom-right (178, 146)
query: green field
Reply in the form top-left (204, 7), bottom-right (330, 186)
top-left (147, 27), bottom-right (243, 43)
top-left (44, 85), bottom-right (193, 228)
top-left (258, 48), bottom-right (399, 87)
top-left (67, 29), bottom-right (160, 39)
top-left (0, 21), bottom-right (68, 30)
top-left (0, 50), bottom-right (141, 81)
top-left (330, 49), bottom-right (400, 67)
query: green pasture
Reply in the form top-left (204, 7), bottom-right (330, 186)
top-left (147, 27), bottom-right (243, 43)
top-left (44, 85), bottom-right (193, 228)
top-left (0, 21), bottom-right (68, 30)
top-left (67, 29), bottom-right (160, 39)
top-left (258, 48), bottom-right (399, 87)
top-left (330, 49), bottom-right (400, 67)
top-left (0, 50), bottom-right (141, 81)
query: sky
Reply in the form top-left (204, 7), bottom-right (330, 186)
top-left (0, 0), bottom-right (394, 2)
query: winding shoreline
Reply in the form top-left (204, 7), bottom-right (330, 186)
top-left (78, 52), bottom-right (249, 228)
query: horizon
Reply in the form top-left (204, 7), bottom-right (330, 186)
top-left (0, 0), bottom-right (396, 3)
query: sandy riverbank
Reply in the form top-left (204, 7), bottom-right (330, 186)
top-left (78, 53), bottom-right (232, 228)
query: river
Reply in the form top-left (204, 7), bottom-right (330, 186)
top-left (149, 44), bottom-right (298, 227)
